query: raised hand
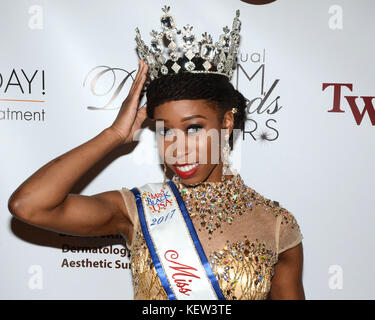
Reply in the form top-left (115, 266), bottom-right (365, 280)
top-left (109, 59), bottom-right (149, 144)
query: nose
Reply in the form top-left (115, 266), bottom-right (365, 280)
top-left (170, 132), bottom-right (197, 165)
top-left (173, 137), bottom-right (189, 164)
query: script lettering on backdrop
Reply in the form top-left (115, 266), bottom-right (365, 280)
top-left (236, 50), bottom-right (282, 142)
top-left (83, 66), bottom-right (136, 110)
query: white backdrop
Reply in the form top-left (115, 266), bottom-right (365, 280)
top-left (1, 0), bottom-right (374, 299)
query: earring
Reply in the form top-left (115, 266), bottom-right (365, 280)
top-left (163, 163), bottom-right (167, 188)
top-left (221, 129), bottom-right (231, 182)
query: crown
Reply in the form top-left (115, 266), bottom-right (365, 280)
top-left (135, 5), bottom-right (241, 82)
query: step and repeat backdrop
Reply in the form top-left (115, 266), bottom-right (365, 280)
top-left (1, 0), bottom-right (374, 299)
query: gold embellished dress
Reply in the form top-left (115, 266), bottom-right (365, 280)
top-left (118, 173), bottom-right (303, 300)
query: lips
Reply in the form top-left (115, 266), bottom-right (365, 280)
top-left (173, 163), bottom-right (199, 179)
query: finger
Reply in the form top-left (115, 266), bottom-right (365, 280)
top-left (129, 60), bottom-right (145, 93)
top-left (129, 60), bottom-right (143, 90)
top-left (129, 60), bottom-right (147, 97)
top-left (131, 61), bottom-right (148, 96)
top-left (137, 102), bottom-right (147, 112)
top-left (135, 105), bottom-right (148, 124)
top-left (132, 71), bottom-right (148, 101)
top-left (136, 60), bottom-right (148, 82)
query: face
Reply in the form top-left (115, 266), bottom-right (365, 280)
top-left (153, 99), bottom-right (234, 185)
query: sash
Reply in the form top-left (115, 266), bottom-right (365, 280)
top-left (130, 180), bottom-right (225, 300)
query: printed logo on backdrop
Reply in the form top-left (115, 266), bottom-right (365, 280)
top-left (0, 69), bottom-right (46, 121)
top-left (83, 66), bottom-right (136, 110)
top-left (236, 49), bottom-right (282, 142)
top-left (83, 52), bottom-right (283, 144)
top-left (322, 83), bottom-right (375, 126)
top-left (237, 0), bottom-right (282, 143)
top-left (58, 234), bottom-right (132, 270)
top-left (0, 69), bottom-right (133, 272)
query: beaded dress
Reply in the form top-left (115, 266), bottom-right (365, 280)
top-left (118, 173), bottom-right (303, 300)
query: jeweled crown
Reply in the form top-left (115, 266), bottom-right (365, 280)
top-left (135, 5), bottom-right (241, 81)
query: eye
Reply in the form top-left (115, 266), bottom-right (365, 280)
top-left (156, 127), bottom-right (172, 136)
top-left (187, 124), bottom-right (203, 134)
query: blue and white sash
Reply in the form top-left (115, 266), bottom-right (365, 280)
top-left (130, 180), bottom-right (225, 300)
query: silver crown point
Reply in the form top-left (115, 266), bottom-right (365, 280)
top-left (135, 6), bottom-right (241, 81)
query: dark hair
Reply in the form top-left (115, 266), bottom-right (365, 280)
top-left (146, 72), bottom-right (248, 150)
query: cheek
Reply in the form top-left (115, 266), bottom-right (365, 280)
top-left (156, 135), bottom-right (167, 158)
top-left (186, 135), bottom-right (207, 159)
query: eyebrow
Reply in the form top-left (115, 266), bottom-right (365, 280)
top-left (155, 115), bottom-right (208, 122)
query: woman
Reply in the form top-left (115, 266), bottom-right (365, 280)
top-left (8, 8), bottom-right (304, 300)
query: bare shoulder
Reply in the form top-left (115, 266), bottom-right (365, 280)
top-left (250, 187), bottom-right (301, 235)
top-left (246, 185), bottom-right (294, 221)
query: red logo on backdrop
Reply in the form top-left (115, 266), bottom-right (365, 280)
top-left (164, 250), bottom-right (201, 296)
top-left (322, 83), bottom-right (375, 126)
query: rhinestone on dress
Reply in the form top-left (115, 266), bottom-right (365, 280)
top-left (171, 173), bottom-right (254, 237)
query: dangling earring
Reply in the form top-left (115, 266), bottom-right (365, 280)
top-left (221, 129), bottom-right (231, 182)
top-left (163, 162), bottom-right (167, 188)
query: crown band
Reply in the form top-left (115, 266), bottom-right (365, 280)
top-left (135, 5), bottom-right (241, 82)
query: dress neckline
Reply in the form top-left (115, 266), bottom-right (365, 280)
top-left (170, 172), bottom-right (254, 236)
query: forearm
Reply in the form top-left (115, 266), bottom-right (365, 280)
top-left (9, 127), bottom-right (122, 215)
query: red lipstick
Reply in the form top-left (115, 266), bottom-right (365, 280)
top-left (173, 163), bottom-right (200, 179)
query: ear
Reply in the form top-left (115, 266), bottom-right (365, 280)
top-left (221, 109), bottom-right (234, 135)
